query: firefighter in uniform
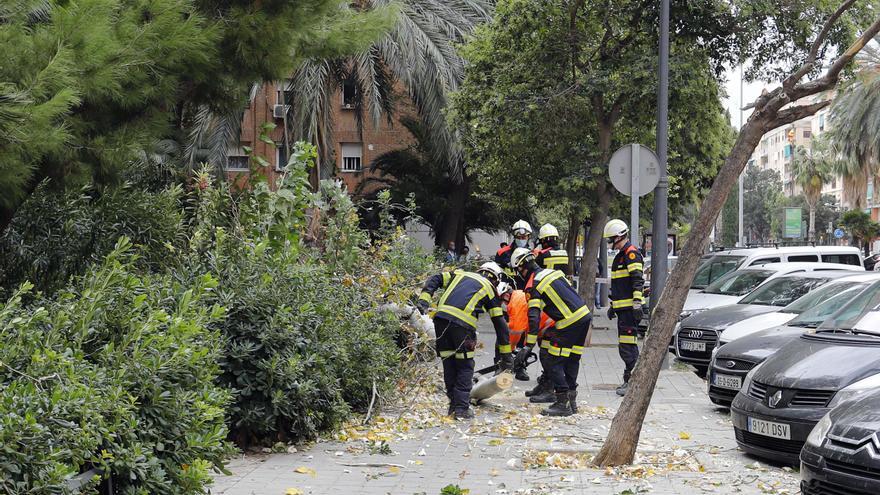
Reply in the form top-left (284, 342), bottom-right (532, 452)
top-left (533, 223), bottom-right (570, 275)
top-left (517, 223), bottom-right (571, 390)
top-left (418, 262), bottom-right (514, 419)
top-left (511, 248), bottom-right (591, 417)
top-left (603, 219), bottom-right (644, 397)
top-left (495, 220), bottom-right (533, 288)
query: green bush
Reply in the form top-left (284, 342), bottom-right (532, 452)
top-left (0, 181), bottom-right (185, 298)
top-left (0, 239), bottom-right (231, 494)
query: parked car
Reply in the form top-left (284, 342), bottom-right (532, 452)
top-left (719, 272), bottom-right (880, 345)
top-left (730, 284), bottom-right (880, 464)
top-left (707, 277), bottom-right (880, 407)
top-left (801, 387), bottom-right (880, 495)
top-left (680, 262), bottom-right (863, 321)
top-left (690, 246), bottom-right (864, 296)
top-left (674, 271), bottom-right (854, 375)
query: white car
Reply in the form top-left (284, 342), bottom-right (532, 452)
top-left (689, 246), bottom-right (864, 296)
top-left (718, 272), bottom-right (880, 345)
top-left (680, 262), bottom-right (864, 320)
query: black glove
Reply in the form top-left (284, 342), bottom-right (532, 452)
top-left (499, 353), bottom-right (514, 373)
top-left (607, 307), bottom-right (616, 319)
top-left (417, 300), bottom-right (430, 314)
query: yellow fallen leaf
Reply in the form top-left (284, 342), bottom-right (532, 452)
top-left (294, 466), bottom-right (316, 477)
top-left (285, 489), bottom-right (303, 495)
top-left (388, 466), bottom-right (401, 474)
top-left (488, 439), bottom-right (504, 446)
top-left (678, 431), bottom-right (691, 440)
top-left (415, 460), bottom-right (424, 465)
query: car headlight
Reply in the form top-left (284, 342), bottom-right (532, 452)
top-left (740, 362), bottom-right (764, 395)
top-left (806, 412), bottom-right (833, 448)
top-left (827, 373), bottom-right (880, 408)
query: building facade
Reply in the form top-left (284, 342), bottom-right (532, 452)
top-left (227, 82), bottom-right (414, 196)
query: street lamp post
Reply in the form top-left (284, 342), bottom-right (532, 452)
top-left (650, 0), bottom-right (670, 303)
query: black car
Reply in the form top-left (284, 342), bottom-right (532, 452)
top-left (708, 279), bottom-right (877, 407)
top-left (676, 272), bottom-right (845, 375)
top-left (801, 387), bottom-right (880, 495)
top-left (731, 284), bottom-right (880, 464)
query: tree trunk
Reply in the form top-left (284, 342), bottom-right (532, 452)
top-left (592, 111), bottom-right (776, 466)
top-left (578, 183), bottom-right (611, 310)
top-left (437, 176), bottom-right (470, 248)
top-left (809, 205), bottom-right (816, 243)
top-left (565, 210), bottom-right (580, 274)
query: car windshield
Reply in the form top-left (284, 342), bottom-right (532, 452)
top-left (738, 276), bottom-right (829, 307)
top-left (703, 269), bottom-right (774, 296)
top-left (817, 281), bottom-right (880, 333)
top-left (691, 255), bottom-right (746, 289)
top-left (787, 282), bottom-right (868, 327)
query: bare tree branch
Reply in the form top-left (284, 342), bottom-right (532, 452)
top-left (767, 101), bottom-right (832, 130)
top-left (783, 0), bottom-right (857, 90)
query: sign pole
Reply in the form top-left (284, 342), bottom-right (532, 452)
top-left (631, 143), bottom-right (640, 247)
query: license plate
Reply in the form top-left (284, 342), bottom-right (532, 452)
top-left (680, 340), bottom-right (706, 352)
top-left (748, 417), bottom-right (790, 440)
top-left (712, 373), bottom-right (742, 390)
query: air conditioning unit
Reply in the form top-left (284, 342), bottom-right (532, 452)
top-left (272, 104), bottom-right (290, 119)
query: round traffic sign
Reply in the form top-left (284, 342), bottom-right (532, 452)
top-left (608, 144), bottom-right (660, 197)
top-left (834, 228), bottom-right (845, 239)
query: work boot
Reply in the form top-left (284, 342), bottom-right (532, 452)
top-left (615, 382), bottom-right (629, 396)
top-left (541, 392), bottom-right (573, 417)
top-left (515, 367), bottom-right (530, 381)
top-left (454, 408), bottom-right (475, 420)
top-left (447, 402), bottom-right (454, 416)
top-left (525, 374), bottom-right (549, 397)
top-left (529, 387), bottom-right (556, 403)
top-left (568, 389), bottom-right (578, 414)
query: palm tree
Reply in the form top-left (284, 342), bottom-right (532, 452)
top-left (287, 0), bottom-right (492, 180)
top-left (792, 140), bottom-right (833, 242)
top-left (828, 37), bottom-right (880, 209)
top-left (358, 116), bottom-right (506, 248)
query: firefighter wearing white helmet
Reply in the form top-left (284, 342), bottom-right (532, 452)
top-left (603, 219), bottom-right (645, 397)
top-left (495, 220), bottom-right (534, 289)
top-left (510, 247), bottom-right (591, 417)
top-left (534, 223), bottom-right (570, 275)
top-left (417, 263), bottom-right (514, 419)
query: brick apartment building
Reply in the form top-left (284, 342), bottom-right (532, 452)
top-left (228, 81), bottom-right (414, 197)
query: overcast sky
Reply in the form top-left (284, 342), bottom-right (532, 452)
top-left (721, 65), bottom-right (775, 130)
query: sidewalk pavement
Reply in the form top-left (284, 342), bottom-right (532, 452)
top-left (211, 314), bottom-right (799, 495)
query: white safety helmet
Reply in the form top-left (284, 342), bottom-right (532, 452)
top-left (477, 261), bottom-right (504, 281)
top-left (510, 247), bottom-right (535, 269)
top-left (511, 219), bottom-right (533, 236)
top-left (603, 219), bottom-right (629, 239)
top-left (496, 281), bottom-right (513, 297)
top-left (538, 223), bottom-right (559, 240)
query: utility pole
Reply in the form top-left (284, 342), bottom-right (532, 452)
top-left (738, 66), bottom-right (745, 247)
top-left (650, 0), bottom-right (670, 304)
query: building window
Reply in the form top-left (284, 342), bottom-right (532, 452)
top-left (803, 129), bottom-right (812, 138)
top-left (819, 113), bottom-right (825, 131)
top-left (342, 81), bottom-right (357, 109)
top-left (276, 143), bottom-right (288, 171)
top-left (784, 145), bottom-right (792, 159)
top-left (340, 143), bottom-right (362, 172)
top-left (227, 155), bottom-right (249, 171)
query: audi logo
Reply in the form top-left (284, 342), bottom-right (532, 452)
top-left (685, 329), bottom-right (703, 339)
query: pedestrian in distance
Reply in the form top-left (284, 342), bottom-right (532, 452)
top-left (603, 219), bottom-right (645, 397)
top-left (417, 262), bottom-right (514, 420)
top-left (510, 248), bottom-right (591, 417)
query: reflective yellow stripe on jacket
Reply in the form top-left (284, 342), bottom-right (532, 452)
top-left (436, 271), bottom-right (494, 329)
top-left (535, 270), bottom-right (590, 329)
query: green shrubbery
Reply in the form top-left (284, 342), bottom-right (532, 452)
top-left (0, 239), bottom-right (231, 494)
top-left (0, 142), bottom-right (433, 492)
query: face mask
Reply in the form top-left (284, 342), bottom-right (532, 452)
top-left (515, 239), bottom-right (528, 248)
